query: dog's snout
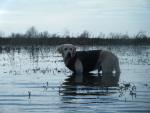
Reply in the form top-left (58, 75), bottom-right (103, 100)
top-left (67, 52), bottom-right (71, 58)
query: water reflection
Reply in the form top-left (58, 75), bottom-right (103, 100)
top-left (60, 73), bottom-right (120, 96)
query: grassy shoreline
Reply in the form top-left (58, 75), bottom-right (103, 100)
top-left (0, 37), bottom-right (150, 46)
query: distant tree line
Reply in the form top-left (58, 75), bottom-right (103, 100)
top-left (0, 26), bottom-right (150, 46)
top-left (0, 26), bottom-right (94, 39)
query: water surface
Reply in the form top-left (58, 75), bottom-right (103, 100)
top-left (0, 45), bottom-right (150, 113)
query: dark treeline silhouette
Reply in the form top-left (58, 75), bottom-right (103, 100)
top-left (0, 27), bottom-right (150, 46)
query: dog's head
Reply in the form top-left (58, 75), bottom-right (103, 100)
top-left (57, 44), bottom-right (76, 59)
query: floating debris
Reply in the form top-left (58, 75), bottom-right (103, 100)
top-left (143, 83), bottom-right (148, 87)
top-left (28, 91), bottom-right (31, 99)
top-left (46, 82), bottom-right (49, 87)
top-left (119, 82), bottom-right (137, 99)
top-left (43, 82), bottom-right (49, 91)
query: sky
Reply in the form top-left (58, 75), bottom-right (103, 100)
top-left (0, 0), bottom-right (150, 36)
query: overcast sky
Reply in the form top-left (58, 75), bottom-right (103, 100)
top-left (0, 0), bottom-right (150, 36)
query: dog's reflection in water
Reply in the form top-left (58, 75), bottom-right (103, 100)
top-left (60, 73), bottom-right (120, 96)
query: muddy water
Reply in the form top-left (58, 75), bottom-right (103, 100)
top-left (0, 46), bottom-right (150, 113)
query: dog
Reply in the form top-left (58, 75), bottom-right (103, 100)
top-left (57, 44), bottom-right (120, 75)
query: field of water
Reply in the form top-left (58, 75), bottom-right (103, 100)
top-left (0, 45), bottom-right (150, 113)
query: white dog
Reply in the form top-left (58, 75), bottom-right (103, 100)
top-left (57, 44), bottom-right (120, 75)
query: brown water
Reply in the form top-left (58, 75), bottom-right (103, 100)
top-left (0, 45), bottom-right (150, 113)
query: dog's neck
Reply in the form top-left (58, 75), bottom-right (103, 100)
top-left (64, 54), bottom-right (76, 66)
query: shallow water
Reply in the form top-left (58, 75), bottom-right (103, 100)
top-left (0, 45), bottom-right (150, 113)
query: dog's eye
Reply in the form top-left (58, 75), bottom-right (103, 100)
top-left (64, 48), bottom-right (67, 51)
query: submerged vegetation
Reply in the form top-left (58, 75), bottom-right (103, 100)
top-left (0, 27), bottom-right (150, 46)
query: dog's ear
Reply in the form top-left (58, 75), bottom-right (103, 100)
top-left (57, 45), bottom-right (63, 53)
top-left (74, 45), bottom-right (79, 51)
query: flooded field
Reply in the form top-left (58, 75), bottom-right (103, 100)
top-left (0, 45), bottom-right (150, 113)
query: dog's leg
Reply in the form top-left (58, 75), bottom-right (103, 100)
top-left (98, 65), bottom-right (102, 76)
top-left (74, 59), bottom-right (83, 75)
top-left (101, 54), bottom-right (115, 74)
top-left (101, 60), bottom-right (112, 74)
top-left (114, 57), bottom-right (120, 74)
top-left (100, 51), bottom-right (120, 74)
